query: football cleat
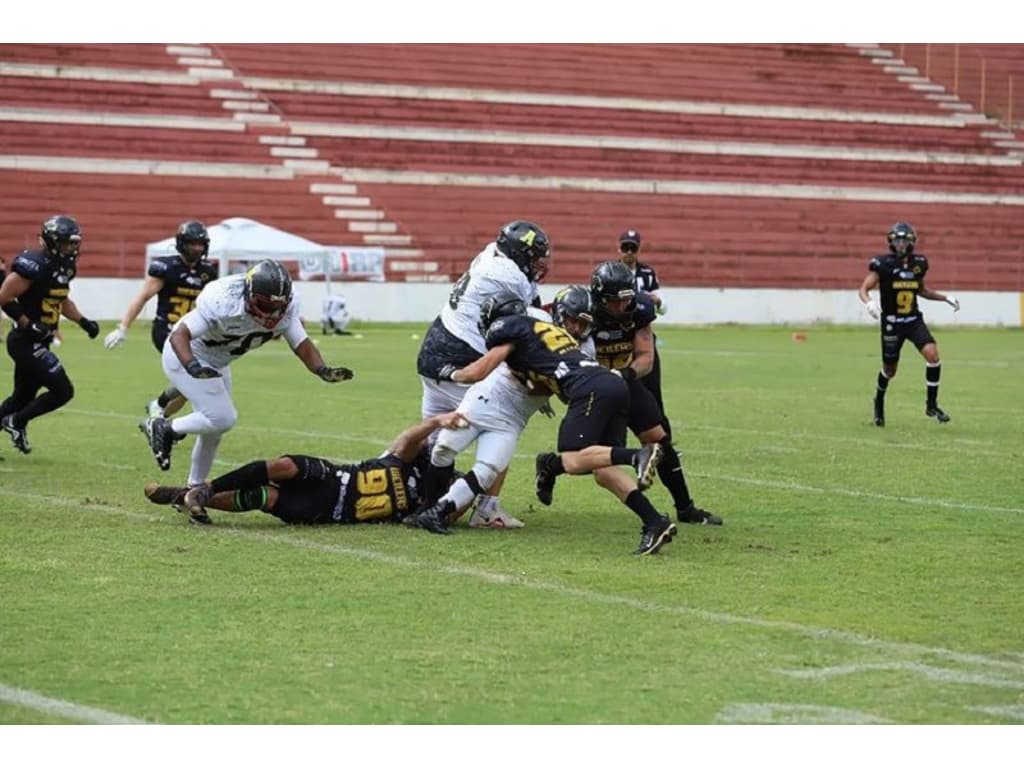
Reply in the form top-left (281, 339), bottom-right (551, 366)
top-left (402, 500), bottom-right (454, 535)
top-left (634, 443), bottom-right (663, 491)
top-left (141, 416), bottom-right (176, 471)
top-left (926, 405), bottom-right (951, 423)
top-left (873, 397), bottom-right (885, 427)
top-left (146, 399), bottom-right (165, 420)
top-left (535, 452), bottom-right (558, 506)
top-left (144, 482), bottom-right (186, 506)
top-left (635, 516), bottom-right (677, 556)
top-left (1, 415), bottom-right (31, 454)
top-left (469, 506), bottom-right (525, 529)
top-left (677, 501), bottom-right (723, 526)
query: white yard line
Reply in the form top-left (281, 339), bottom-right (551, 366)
top-left (2, 487), bottom-right (1023, 677)
top-left (776, 661), bottom-right (1024, 690)
top-left (0, 683), bottom-right (149, 724)
top-left (715, 702), bottom-right (891, 724)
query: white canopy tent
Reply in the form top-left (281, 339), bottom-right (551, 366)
top-left (144, 217), bottom-right (331, 280)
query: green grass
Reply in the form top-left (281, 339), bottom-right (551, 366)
top-left (1, 322), bottom-right (1022, 724)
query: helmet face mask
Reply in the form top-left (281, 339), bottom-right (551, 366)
top-left (244, 260), bottom-right (292, 329)
top-left (477, 290), bottom-right (527, 336)
top-left (175, 220), bottom-right (210, 266)
top-left (552, 285), bottom-right (594, 341)
top-left (590, 260), bottom-right (637, 320)
top-left (495, 220), bottom-right (551, 281)
top-left (40, 215), bottom-right (82, 265)
top-left (887, 221), bottom-right (917, 259)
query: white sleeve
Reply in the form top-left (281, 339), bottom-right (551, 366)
top-left (281, 297), bottom-right (308, 350)
top-left (179, 307), bottom-right (211, 339)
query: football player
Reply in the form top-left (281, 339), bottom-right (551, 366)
top-left (415, 220), bottom-right (550, 519)
top-left (858, 221), bottom-right (960, 426)
top-left (406, 289), bottom-right (674, 556)
top-left (104, 220), bottom-right (219, 419)
top-left (0, 215), bottom-right (100, 454)
top-left (590, 260), bottom-right (721, 526)
top-left (140, 259), bottom-right (354, 490)
top-left (144, 411), bottom-right (468, 526)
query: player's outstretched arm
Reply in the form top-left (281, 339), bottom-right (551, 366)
top-left (60, 298), bottom-right (99, 339)
top-left (106, 275), bottom-right (164, 348)
top-left (858, 272), bottom-right (881, 318)
top-left (388, 412), bottom-right (468, 463)
top-left (292, 338), bottom-right (354, 382)
top-left (920, 287), bottom-right (960, 311)
top-left (448, 344), bottom-right (513, 384)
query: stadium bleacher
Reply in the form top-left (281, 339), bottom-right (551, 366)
top-left (0, 43), bottom-right (1021, 289)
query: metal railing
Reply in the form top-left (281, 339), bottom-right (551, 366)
top-left (893, 43), bottom-right (1022, 130)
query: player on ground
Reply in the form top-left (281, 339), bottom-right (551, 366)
top-left (140, 259), bottom-right (354, 489)
top-left (0, 215), bottom-right (100, 455)
top-left (858, 222), bottom-right (960, 426)
top-left (104, 220), bottom-right (218, 419)
top-left (144, 411), bottom-right (468, 526)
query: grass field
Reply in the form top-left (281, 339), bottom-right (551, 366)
top-left (0, 321), bottom-right (1021, 725)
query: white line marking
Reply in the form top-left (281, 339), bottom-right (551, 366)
top-left (776, 662), bottom-right (1024, 689)
top-left (968, 704), bottom-right (1024, 721)
top-left (3, 487), bottom-right (1023, 676)
top-left (715, 702), bottom-right (891, 724)
top-left (0, 683), bottom-right (149, 724)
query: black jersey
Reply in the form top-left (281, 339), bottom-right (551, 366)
top-left (9, 249), bottom-right (75, 333)
top-left (633, 262), bottom-right (660, 293)
top-left (148, 256), bottom-right (218, 325)
top-left (592, 291), bottom-right (658, 370)
top-left (338, 454), bottom-right (423, 523)
top-left (868, 253), bottom-right (930, 322)
top-left (484, 313), bottom-right (606, 402)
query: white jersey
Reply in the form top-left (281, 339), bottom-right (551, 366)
top-left (439, 242), bottom-right (534, 354)
top-left (458, 363), bottom-right (547, 432)
top-left (179, 274), bottom-right (307, 369)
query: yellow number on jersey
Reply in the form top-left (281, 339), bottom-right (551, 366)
top-left (168, 295), bottom-right (192, 322)
top-left (534, 322), bottom-right (577, 353)
top-left (40, 298), bottom-right (62, 325)
top-left (353, 468), bottom-right (393, 521)
top-left (895, 290), bottom-right (914, 314)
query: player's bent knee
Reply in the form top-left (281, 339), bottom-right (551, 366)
top-left (431, 441), bottom-right (458, 468)
top-left (468, 462), bottom-right (499, 492)
top-left (207, 407), bottom-right (238, 432)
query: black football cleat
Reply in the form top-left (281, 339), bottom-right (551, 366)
top-left (402, 500), bottom-right (454, 535)
top-left (141, 416), bottom-right (176, 471)
top-left (1, 415), bottom-right (31, 454)
top-left (926, 405), bottom-right (951, 423)
top-left (677, 501), bottom-right (723, 526)
top-left (634, 443), bottom-right (663, 491)
top-left (634, 516), bottom-right (677, 556)
top-left (144, 482), bottom-right (187, 506)
top-left (535, 452), bottom-right (558, 506)
top-left (873, 397), bottom-right (885, 427)
top-left (184, 483), bottom-right (214, 516)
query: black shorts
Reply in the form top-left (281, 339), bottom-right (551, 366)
top-left (626, 376), bottom-right (667, 435)
top-left (880, 318), bottom-right (935, 363)
top-left (6, 329), bottom-right (67, 386)
top-left (557, 370), bottom-right (629, 451)
top-left (151, 320), bottom-right (172, 353)
top-left (267, 455), bottom-right (344, 525)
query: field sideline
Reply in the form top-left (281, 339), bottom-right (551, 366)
top-left (0, 322), bottom-right (1021, 725)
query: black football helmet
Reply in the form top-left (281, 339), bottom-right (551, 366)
top-left (591, 260), bottom-right (637, 320)
top-left (244, 259), bottom-right (292, 329)
top-left (551, 284), bottom-right (595, 341)
top-left (478, 289), bottom-right (527, 336)
top-left (175, 220), bottom-right (210, 266)
top-left (887, 221), bottom-right (917, 258)
top-left (40, 215), bottom-right (82, 265)
top-left (495, 220), bottom-right (551, 281)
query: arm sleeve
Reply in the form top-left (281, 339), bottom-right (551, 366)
top-left (282, 297), bottom-right (309, 350)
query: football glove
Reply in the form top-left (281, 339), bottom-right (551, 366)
top-left (655, 301), bottom-right (667, 316)
top-left (185, 359), bottom-right (221, 379)
top-left (317, 365), bottom-right (354, 382)
top-left (27, 321), bottom-right (54, 344)
top-left (436, 364), bottom-right (458, 382)
top-left (78, 317), bottom-right (99, 339)
top-left (864, 300), bottom-right (881, 320)
top-left (946, 295), bottom-right (960, 312)
top-left (538, 402), bottom-right (556, 419)
top-left (104, 324), bottom-right (128, 349)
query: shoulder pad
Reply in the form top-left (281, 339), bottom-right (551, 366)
top-left (12, 251), bottom-right (45, 278)
top-left (148, 258), bottom-right (170, 277)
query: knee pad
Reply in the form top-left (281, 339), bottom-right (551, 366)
top-left (234, 486), bottom-right (268, 511)
top-left (466, 463), bottom-right (499, 495)
top-left (431, 441), bottom-right (458, 468)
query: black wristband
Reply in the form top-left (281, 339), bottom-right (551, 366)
top-left (2, 301), bottom-right (24, 322)
top-left (619, 366), bottom-right (638, 381)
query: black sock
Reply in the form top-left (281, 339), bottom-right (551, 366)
top-left (624, 489), bottom-right (662, 527)
top-left (926, 362), bottom-right (941, 408)
top-left (423, 463), bottom-right (454, 505)
top-left (550, 454), bottom-right (566, 477)
top-left (210, 461), bottom-right (269, 494)
top-left (610, 447), bottom-right (638, 467)
top-left (876, 370), bottom-right (890, 400)
top-left (656, 439), bottom-right (693, 511)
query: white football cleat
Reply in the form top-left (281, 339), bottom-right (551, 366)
top-left (468, 506), bottom-right (525, 529)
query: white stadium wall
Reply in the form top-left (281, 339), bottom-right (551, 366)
top-left (71, 279), bottom-right (1023, 327)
